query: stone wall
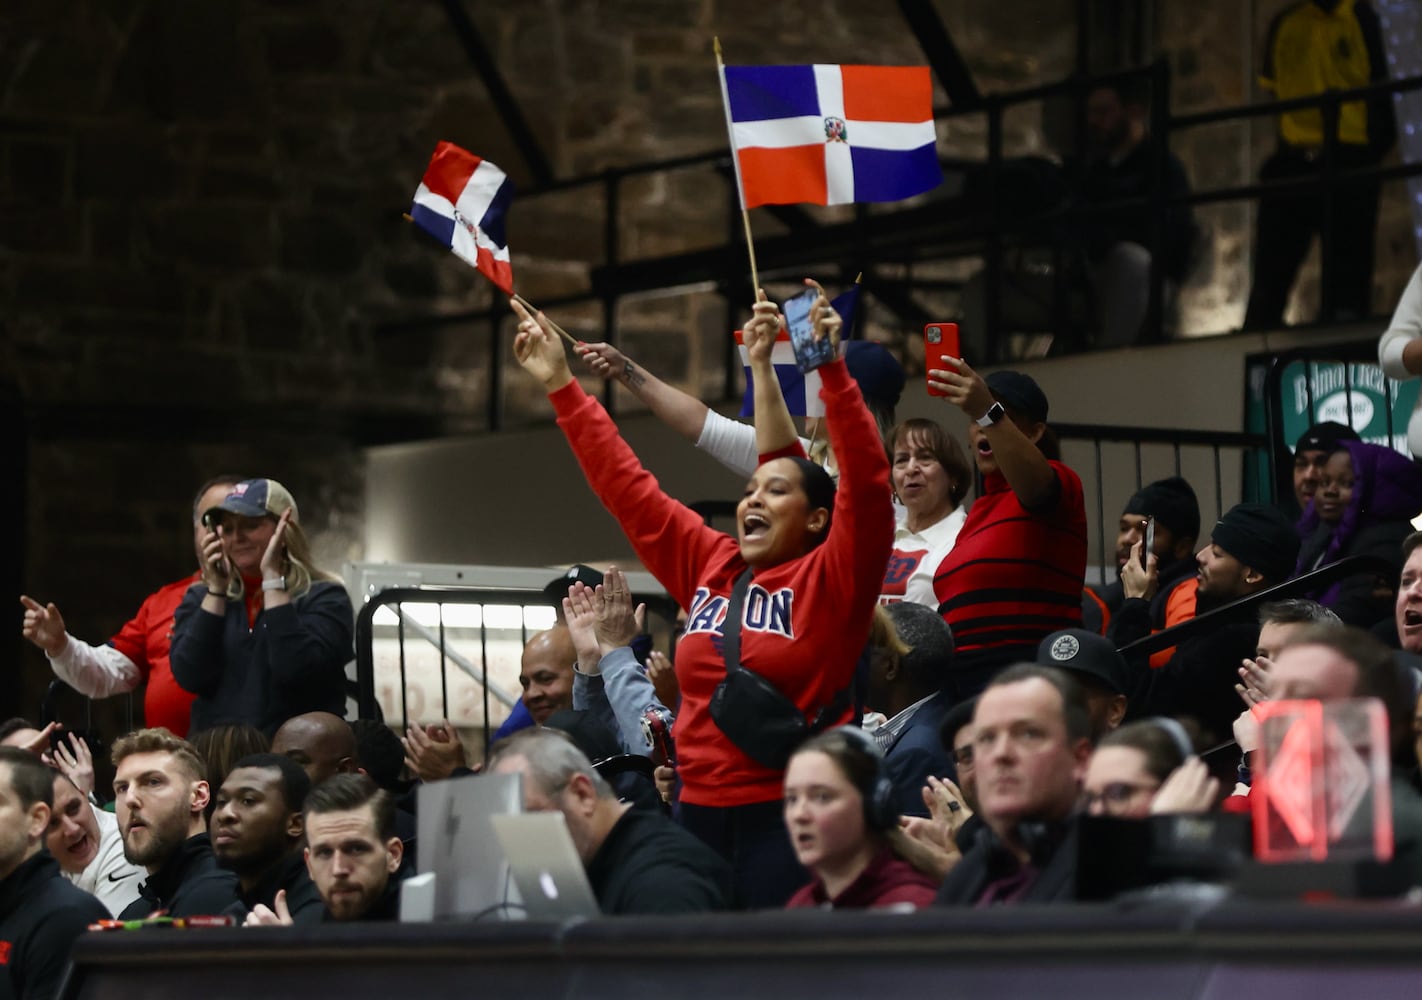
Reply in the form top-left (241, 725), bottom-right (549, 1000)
top-left (1, 0), bottom-right (1415, 721)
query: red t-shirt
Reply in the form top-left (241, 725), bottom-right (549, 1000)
top-left (107, 576), bottom-right (201, 736)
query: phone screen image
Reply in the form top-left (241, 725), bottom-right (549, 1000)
top-left (924, 323), bottom-right (961, 397)
top-left (783, 288), bottom-right (836, 374)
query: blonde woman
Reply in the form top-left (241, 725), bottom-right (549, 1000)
top-left (170, 479), bottom-right (353, 735)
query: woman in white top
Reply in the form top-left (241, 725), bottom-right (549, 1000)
top-left (880, 419), bottom-right (972, 606)
top-left (1378, 262), bottom-right (1422, 458)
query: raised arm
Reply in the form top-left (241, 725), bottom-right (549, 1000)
top-left (1379, 263), bottom-right (1422, 379)
top-left (744, 289), bottom-right (801, 457)
top-left (929, 356), bottom-right (1058, 509)
top-left (21, 596), bottom-right (143, 697)
top-left (577, 340), bottom-right (707, 442)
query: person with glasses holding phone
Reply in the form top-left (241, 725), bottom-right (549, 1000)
top-left (510, 286), bottom-right (893, 909)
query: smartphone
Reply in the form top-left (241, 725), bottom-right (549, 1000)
top-left (783, 288), bottom-right (836, 373)
top-left (923, 323), bottom-right (961, 397)
top-left (1141, 517), bottom-right (1155, 569)
top-left (641, 706), bottom-right (676, 766)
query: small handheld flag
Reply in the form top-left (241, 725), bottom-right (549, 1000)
top-left (737, 286), bottom-right (862, 418)
top-left (410, 142), bottom-right (515, 295)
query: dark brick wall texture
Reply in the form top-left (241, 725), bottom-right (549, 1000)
top-left (1, 0), bottom-right (1415, 720)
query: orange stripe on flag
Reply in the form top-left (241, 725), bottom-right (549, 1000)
top-left (840, 65), bottom-right (933, 123)
top-left (738, 145), bottom-right (827, 208)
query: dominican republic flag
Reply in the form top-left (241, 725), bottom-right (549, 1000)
top-left (737, 286), bottom-right (861, 418)
top-left (410, 142), bottom-right (515, 294)
top-left (719, 64), bottom-right (941, 209)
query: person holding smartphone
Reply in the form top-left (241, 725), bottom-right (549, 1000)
top-left (926, 361), bottom-right (1087, 700)
top-left (169, 479), bottom-right (353, 735)
top-left (510, 286), bottom-right (893, 908)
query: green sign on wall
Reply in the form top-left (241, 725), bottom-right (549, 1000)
top-left (1276, 360), bottom-right (1419, 452)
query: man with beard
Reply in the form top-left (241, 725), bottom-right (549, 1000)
top-left (0, 748), bottom-right (109, 1000)
top-left (247, 774), bottom-right (403, 925)
top-left (46, 771), bottom-right (144, 916)
top-left (1116, 503), bottom-right (1300, 744)
top-left (111, 729), bottom-right (239, 920)
top-left (211, 754), bottom-right (322, 924)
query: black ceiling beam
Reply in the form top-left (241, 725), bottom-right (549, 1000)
top-left (438, 0), bottom-right (555, 186)
top-left (896, 0), bottom-right (982, 109)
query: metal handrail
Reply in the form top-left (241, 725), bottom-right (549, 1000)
top-left (1116, 554), bottom-right (1398, 658)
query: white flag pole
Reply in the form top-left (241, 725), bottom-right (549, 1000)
top-left (715, 37), bottom-right (761, 294)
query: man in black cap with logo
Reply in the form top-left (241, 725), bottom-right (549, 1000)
top-left (1036, 628), bottom-right (1128, 742)
top-left (1083, 476), bottom-right (1201, 636)
top-left (1291, 421), bottom-right (1360, 517)
top-left (1117, 502), bottom-right (1301, 745)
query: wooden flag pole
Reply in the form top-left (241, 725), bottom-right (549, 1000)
top-left (714, 37), bottom-right (761, 294)
top-left (400, 212), bottom-right (579, 348)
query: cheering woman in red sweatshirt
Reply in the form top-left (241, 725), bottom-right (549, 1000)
top-left (511, 287), bottom-right (893, 908)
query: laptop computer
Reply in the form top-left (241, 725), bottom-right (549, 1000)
top-left (415, 771), bottom-right (523, 921)
top-left (489, 812), bottom-right (601, 921)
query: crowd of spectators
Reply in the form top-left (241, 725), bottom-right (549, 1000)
top-left (2, 270), bottom-right (1422, 997)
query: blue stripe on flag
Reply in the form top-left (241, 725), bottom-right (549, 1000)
top-left (476, 175), bottom-right (515, 249)
top-left (740, 363), bottom-right (811, 418)
top-left (724, 65), bottom-right (821, 122)
top-left (849, 143), bottom-right (942, 204)
top-left (410, 203), bottom-right (457, 250)
top-left (831, 286), bottom-right (860, 339)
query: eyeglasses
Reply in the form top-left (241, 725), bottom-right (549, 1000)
top-left (1079, 782), bottom-right (1158, 814)
top-left (953, 745), bottom-right (974, 767)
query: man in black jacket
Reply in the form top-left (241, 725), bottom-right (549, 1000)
top-left (212, 753), bottom-right (323, 924)
top-left (111, 729), bottom-right (239, 920)
top-left (935, 665), bottom-right (1091, 906)
top-left (0, 747), bottom-right (108, 1000)
top-left (489, 729), bottom-right (731, 914)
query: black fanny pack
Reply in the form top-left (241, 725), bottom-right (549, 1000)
top-left (708, 569), bottom-right (850, 770)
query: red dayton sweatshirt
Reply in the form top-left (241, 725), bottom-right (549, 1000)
top-left (550, 359), bottom-right (893, 807)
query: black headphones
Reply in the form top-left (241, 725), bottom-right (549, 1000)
top-left (832, 726), bottom-right (899, 833)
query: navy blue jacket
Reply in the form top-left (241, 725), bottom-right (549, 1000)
top-left (170, 580), bottom-right (353, 735)
top-left (882, 692), bottom-right (955, 819)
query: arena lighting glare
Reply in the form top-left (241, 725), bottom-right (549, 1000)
top-left (1375, 0), bottom-right (1422, 256)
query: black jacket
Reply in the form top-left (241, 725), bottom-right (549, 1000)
top-left (118, 834), bottom-right (240, 920)
top-left (0, 853), bottom-right (109, 1000)
top-left (585, 807), bottom-right (731, 915)
top-left (224, 851), bottom-right (324, 926)
top-left (169, 580), bottom-right (354, 735)
top-left (935, 821), bottom-right (1078, 906)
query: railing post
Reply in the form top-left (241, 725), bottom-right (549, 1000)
top-left (1319, 91), bottom-right (1340, 323)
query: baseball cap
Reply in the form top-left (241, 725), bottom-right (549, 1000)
top-left (542, 564), bottom-right (605, 608)
top-left (203, 479), bottom-right (298, 527)
top-left (985, 371), bottom-right (1049, 423)
top-left (1294, 420), bottom-right (1359, 455)
top-left (1036, 629), bottom-right (1127, 695)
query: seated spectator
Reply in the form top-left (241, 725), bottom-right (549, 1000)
top-left (170, 479), bottom-right (353, 735)
top-left (1081, 720), bottom-right (1217, 819)
top-left (1082, 476), bottom-right (1200, 639)
top-left (249, 774), bottom-right (404, 925)
top-left (0, 718), bottom-right (59, 754)
top-left (1075, 79), bottom-right (1198, 348)
top-left (519, 626), bottom-right (577, 726)
top-left (191, 724), bottom-right (269, 819)
top-left (935, 665), bottom-right (1092, 906)
top-left (1291, 422), bottom-right (1361, 517)
top-left (46, 771), bottom-right (144, 917)
top-left (939, 697), bottom-right (983, 852)
top-left (866, 603), bottom-right (956, 818)
top-left (212, 753), bottom-right (323, 925)
top-left (783, 728), bottom-right (941, 910)
top-left (927, 366), bottom-right (1088, 698)
top-left (881, 418), bottom-right (971, 606)
top-left (1035, 628), bottom-right (1128, 741)
top-left (489, 729), bottom-right (730, 914)
top-left (1268, 624), bottom-right (1422, 881)
top-left (0, 747), bottom-right (109, 1000)
top-left (110, 728), bottom-right (239, 919)
top-left (351, 719), bottom-right (410, 794)
top-left (271, 712), bottom-right (359, 786)
top-left (1398, 533), bottom-right (1422, 661)
top-left (19, 476), bottom-right (245, 738)
top-left (1295, 440), bottom-right (1422, 627)
top-left (1116, 503), bottom-right (1301, 745)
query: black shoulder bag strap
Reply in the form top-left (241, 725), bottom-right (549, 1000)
top-left (721, 568), bottom-right (754, 677)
